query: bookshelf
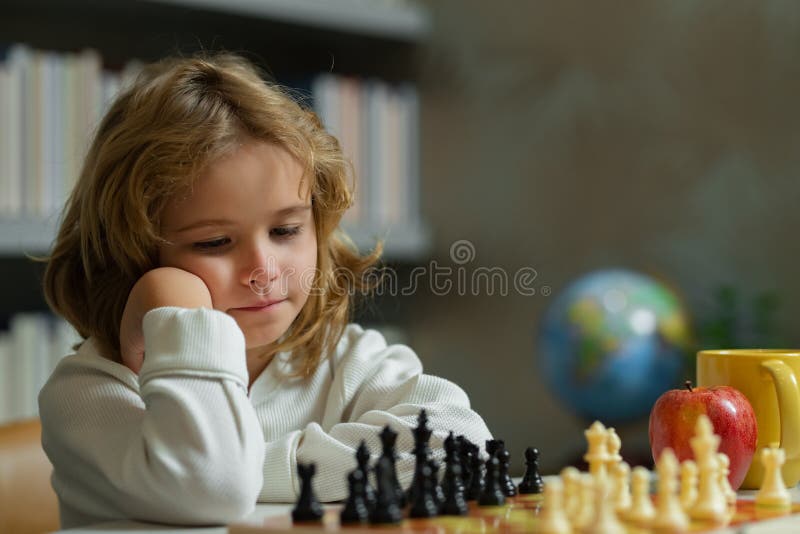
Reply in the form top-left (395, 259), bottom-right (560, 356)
top-left (0, 0), bottom-right (433, 261)
top-left (0, 0), bottom-right (434, 424)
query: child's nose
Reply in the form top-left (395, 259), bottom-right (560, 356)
top-left (240, 239), bottom-right (280, 288)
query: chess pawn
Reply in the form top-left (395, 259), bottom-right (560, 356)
top-left (519, 447), bottom-right (545, 494)
top-left (584, 421), bottom-right (610, 478)
top-left (679, 460), bottom-right (698, 511)
top-left (716, 453), bottom-right (736, 506)
top-left (533, 478), bottom-right (570, 534)
top-left (688, 415), bottom-right (727, 523)
top-left (625, 466), bottom-right (655, 526)
top-left (755, 444), bottom-right (791, 509)
top-left (559, 466), bottom-right (580, 519)
top-left (611, 461), bottom-right (631, 514)
top-left (571, 474), bottom-right (595, 531)
top-left (588, 472), bottom-right (625, 534)
top-left (651, 448), bottom-right (689, 533)
top-left (498, 447), bottom-right (517, 496)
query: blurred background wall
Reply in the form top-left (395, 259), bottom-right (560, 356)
top-left (406, 0), bottom-right (800, 474)
top-left (2, 0), bottom-right (800, 477)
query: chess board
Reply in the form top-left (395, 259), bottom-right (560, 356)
top-left (228, 496), bottom-right (800, 533)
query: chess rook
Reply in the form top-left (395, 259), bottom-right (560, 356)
top-left (756, 444), bottom-right (791, 509)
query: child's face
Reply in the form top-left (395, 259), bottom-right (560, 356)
top-left (158, 140), bottom-right (317, 356)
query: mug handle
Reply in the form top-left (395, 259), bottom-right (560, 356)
top-left (761, 359), bottom-right (800, 459)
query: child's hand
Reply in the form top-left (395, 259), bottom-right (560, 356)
top-left (119, 267), bottom-right (213, 374)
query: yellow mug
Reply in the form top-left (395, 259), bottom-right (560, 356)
top-left (697, 349), bottom-right (800, 489)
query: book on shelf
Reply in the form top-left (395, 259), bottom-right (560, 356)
top-left (311, 73), bottom-right (421, 232)
top-left (0, 44), bottom-right (425, 256)
top-left (0, 44), bottom-right (137, 219)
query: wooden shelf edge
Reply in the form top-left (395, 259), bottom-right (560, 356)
top-left (342, 220), bottom-right (433, 262)
top-left (142, 0), bottom-right (433, 41)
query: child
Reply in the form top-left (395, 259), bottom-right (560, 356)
top-left (38, 53), bottom-right (492, 529)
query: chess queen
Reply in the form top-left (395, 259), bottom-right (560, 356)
top-left (38, 53), bottom-right (493, 529)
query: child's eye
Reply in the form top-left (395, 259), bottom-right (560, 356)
top-left (272, 226), bottom-right (301, 239)
top-left (193, 237), bottom-right (231, 250)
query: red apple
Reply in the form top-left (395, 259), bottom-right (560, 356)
top-left (648, 380), bottom-right (757, 490)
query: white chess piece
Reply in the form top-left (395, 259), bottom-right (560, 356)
top-left (755, 444), bottom-right (791, 509)
top-left (560, 466), bottom-right (581, 518)
top-left (606, 427), bottom-right (622, 471)
top-left (679, 459), bottom-right (698, 511)
top-left (534, 477), bottom-right (571, 534)
top-left (585, 472), bottom-right (625, 534)
top-left (625, 466), bottom-right (655, 526)
top-left (716, 453), bottom-right (736, 505)
top-left (611, 461), bottom-right (631, 514)
top-left (651, 448), bottom-right (689, 533)
top-left (689, 415), bottom-right (727, 523)
top-left (572, 474), bottom-right (596, 531)
top-left (584, 421), bottom-right (610, 478)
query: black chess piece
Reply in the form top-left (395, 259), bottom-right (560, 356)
top-left (441, 433), bottom-right (468, 515)
top-left (518, 447), bottom-right (544, 494)
top-left (485, 438), bottom-right (501, 460)
top-left (456, 435), bottom-right (472, 491)
top-left (466, 442), bottom-right (484, 501)
top-left (427, 459), bottom-right (445, 507)
top-left (478, 456), bottom-right (505, 507)
top-left (340, 469), bottom-right (370, 524)
top-left (409, 463), bottom-right (439, 518)
top-left (369, 455), bottom-right (403, 524)
top-left (497, 446), bottom-right (517, 497)
top-left (379, 425), bottom-right (406, 507)
top-left (445, 432), bottom-right (465, 495)
top-left (406, 409), bottom-right (433, 506)
top-left (291, 462), bottom-right (324, 522)
top-left (355, 440), bottom-right (376, 510)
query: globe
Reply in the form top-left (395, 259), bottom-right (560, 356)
top-left (539, 269), bottom-right (693, 422)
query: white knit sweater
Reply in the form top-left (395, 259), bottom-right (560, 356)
top-left (39, 307), bottom-right (492, 528)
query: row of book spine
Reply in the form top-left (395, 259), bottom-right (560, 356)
top-left (0, 313), bottom-right (81, 425)
top-left (0, 43), bottom-right (421, 231)
top-left (312, 74), bottom-right (420, 229)
top-left (0, 44), bottom-right (140, 219)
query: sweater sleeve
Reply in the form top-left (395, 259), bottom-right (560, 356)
top-left (38, 307), bottom-right (265, 528)
top-left (258, 325), bottom-right (492, 502)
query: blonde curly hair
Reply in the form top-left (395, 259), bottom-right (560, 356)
top-left (40, 52), bottom-right (382, 376)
